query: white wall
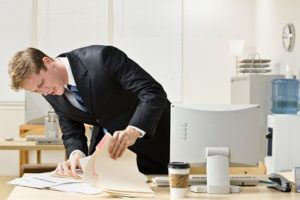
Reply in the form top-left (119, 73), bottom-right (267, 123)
top-left (255, 0), bottom-right (300, 76)
top-left (183, 0), bottom-right (255, 104)
top-left (0, 0), bottom-right (31, 175)
top-left (0, 0), bottom-right (33, 101)
top-left (113, 0), bottom-right (182, 102)
top-left (36, 0), bottom-right (109, 55)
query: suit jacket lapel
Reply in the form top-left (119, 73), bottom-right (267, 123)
top-left (64, 53), bottom-right (95, 117)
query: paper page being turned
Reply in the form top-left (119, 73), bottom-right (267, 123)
top-left (83, 133), bottom-right (154, 197)
top-left (81, 154), bottom-right (99, 187)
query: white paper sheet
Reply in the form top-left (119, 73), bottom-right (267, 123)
top-left (50, 182), bottom-right (102, 194)
top-left (8, 172), bottom-right (101, 195)
top-left (32, 172), bottom-right (82, 184)
top-left (8, 177), bottom-right (57, 189)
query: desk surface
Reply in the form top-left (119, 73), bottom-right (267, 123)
top-left (7, 176), bottom-right (300, 200)
top-left (0, 138), bottom-right (64, 150)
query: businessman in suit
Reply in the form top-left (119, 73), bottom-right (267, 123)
top-left (8, 45), bottom-right (170, 175)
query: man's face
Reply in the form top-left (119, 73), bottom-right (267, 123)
top-left (21, 58), bottom-right (65, 96)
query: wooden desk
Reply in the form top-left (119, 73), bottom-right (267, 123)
top-left (0, 138), bottom-right (64, 151)
top-left (19, 124), bottom-right (46, 176)
top-left (0, 138), bottom-right (64, 176)
top-left (19, 124), bottom-right (45, 137)
top-left (6, 177), bottom-right (300, 200)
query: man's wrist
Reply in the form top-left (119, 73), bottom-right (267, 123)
top-left (127, 125), bottom-right (145, 138)
top-left (69, 150), bottom-right (85, 160)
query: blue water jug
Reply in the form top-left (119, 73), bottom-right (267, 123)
top-left (271, 79), bottom-right (299, 114)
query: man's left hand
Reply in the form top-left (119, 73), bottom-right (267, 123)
top-left (109, 126), bottom-right (140, 159)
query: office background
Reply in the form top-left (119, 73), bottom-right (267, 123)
top-left (0, 0), bottom-right (299, 176)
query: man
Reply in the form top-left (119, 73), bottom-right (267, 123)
top-left (8, 45), bottom-right (170, 175)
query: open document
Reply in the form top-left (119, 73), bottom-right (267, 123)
top-left (82, 133), bottom-right (155, 197)
top-left (8, 172), bottom-right (101, 195)
top-left (9, 133), bottom-right (154, 197)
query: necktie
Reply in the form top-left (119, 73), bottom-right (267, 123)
top-left (67, 84), bottom-right (87, 112)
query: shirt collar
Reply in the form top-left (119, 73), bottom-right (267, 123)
top-left (57, 57), bottom-right (76, 87)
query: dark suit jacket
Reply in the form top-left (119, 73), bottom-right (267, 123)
top-left (44, 45), bottom-right (170, 174)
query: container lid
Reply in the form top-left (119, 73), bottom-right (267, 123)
top-left (168, 162), bottom-right (190, 169)
top-left (272, 79), bottom-right (299, 83)
top-left (285, 64), bottom-right (294, 79)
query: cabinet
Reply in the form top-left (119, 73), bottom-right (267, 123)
top-left (231, 74), bottom-right (284, 160)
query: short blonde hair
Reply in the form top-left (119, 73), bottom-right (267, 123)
top-left (8, 47), bottom-right (50, 91)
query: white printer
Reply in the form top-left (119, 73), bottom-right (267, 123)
top-left (265, 114), bottom-right (300, 173)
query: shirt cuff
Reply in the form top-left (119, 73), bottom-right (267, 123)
top-left (69, 150), bottom-right (86, 160)
top-left (128, 125), bottom-right (146, 138)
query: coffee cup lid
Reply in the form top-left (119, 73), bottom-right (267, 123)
top-left (168, 162), bottom-right (190, 169)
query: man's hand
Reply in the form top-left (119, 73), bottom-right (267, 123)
top-left (55, 151), bottom-right (83, 177)
top-left (109, 126), bottom-right (140, 159)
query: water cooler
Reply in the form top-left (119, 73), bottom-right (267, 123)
top-left (265, 114), bottom-right (300, 173)
top-left (264, 75), bottom-right (300, 173)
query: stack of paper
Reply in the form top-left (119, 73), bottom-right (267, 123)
top-left (8, 172), bottom-right (101, 195)
top-left (82, 133), bottom-right (155, 197)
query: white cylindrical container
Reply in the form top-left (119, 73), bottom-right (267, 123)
top-left (168, 162), bottom-right (190, 198)
top-left (44, 111), bottom-right (59, 138)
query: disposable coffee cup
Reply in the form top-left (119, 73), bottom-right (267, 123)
top-left (168, 162), bottom-right (190, 198)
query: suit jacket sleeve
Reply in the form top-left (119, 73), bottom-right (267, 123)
top-left (57, 113), bottom-right (88, 157)
top-left (101, 46), bottom-right (168, 139)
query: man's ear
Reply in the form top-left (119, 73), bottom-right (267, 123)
top-left (42, 57), bottom-right (52, 68)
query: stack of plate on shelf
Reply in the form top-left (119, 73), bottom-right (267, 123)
top-left (238, 59), bottom-right (271, 74)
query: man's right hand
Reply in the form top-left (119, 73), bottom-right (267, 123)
top-left (55, 151), bottom-right (84, 177)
